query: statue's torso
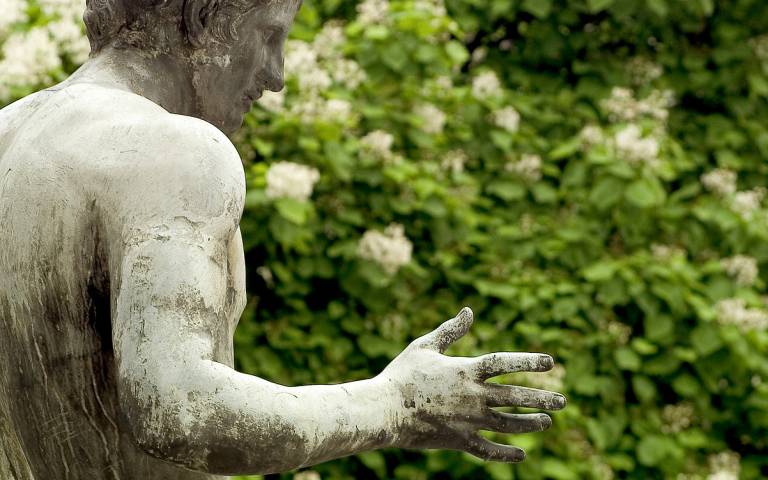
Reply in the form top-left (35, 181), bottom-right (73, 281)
top-left (0, 84), bottom-right (243, 480)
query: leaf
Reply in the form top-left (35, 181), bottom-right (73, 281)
top-left (445, 41), bottom-right (469, 65)
top-left (486, 180), bottom-right (525, 201)
top-left (589, 176), bottom-right (624, 209)
top-left (614, 347), bottom-right (641, 371)
top-left (522, 0), bottom-right (552, 18)
top-left (274, 198), bottom-right (312, 225)
top-left (587, 0), bottom-right (614, 12)
top-left (691, 324), bottom-right (723, 356)
top-left (625, 177), bottom-right (666, 208)
top-left (637, 435), bottom-right (670, 466)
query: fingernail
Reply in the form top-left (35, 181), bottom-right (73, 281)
top-left (554, 394), bottom-right (567, 409)
top-left (539, 414), bottom-right (552, 429)
top-left (538, 355), bottom-right (554, 369)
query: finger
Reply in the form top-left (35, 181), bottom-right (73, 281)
top-left (479, 410), bottom-right (552, 434)
top-left (485, 384), bottom-right (566, 410)
top-left (471, 352), bottom-right (554, 379)
top-left (463, 434), bottom-right (526, 463)
top-left (414, 307), bottom-right (474, 353)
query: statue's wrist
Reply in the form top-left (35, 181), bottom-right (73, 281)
top-left (369, 373), bottom-right (410, 449)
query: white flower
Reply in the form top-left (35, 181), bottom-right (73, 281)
top-left (580, 125), bottom-right (604, 147)
top-left (602, 87), bottom-right (674, 123)
top-left (701, 168), bottom-right (737, 196)
top-left (256, 266), bottom-right (274, 287)
top-left (434, 75), bottom-right (453, 90)
top-left (0, 0), bottom-right (26, 38)
top-left (414, 103), bottom-right (446, 134)
top-left (48, 18), bottom-right (90, 63)
top-left (506, 154), bottom-right (542, 182)
top-left (716, 298), bottom-right (768, 332)
top-left (294, 471), bottom-right (321, 480)
top-left (258, 89), bottom-right (285, 113)
top-left (613, 124), bottom-right (660, 166)
top-left (492, 106), bottom-right (520, 132)
top-left (313, 21), bottom-right (345, 59)
top-left (661, 403), bottom-right (695, 433)
top-left (284, 40), bottom-right (331, 92)
top-left (651, 243), bottom-right (685, 260)
top-left (606, 320), bottom-right (632, 345)
top-left (357, 224), bottom-right (413, 274)
top-left (413, 0), bottom-right (447, 17)
top-left (328, 58), bottom-right (366, 89)
top-left (265, 161), bottom-right (320, 201)
top-left (360, 130), bottom-right (394, 159)
top-left (356, 0), bottom-right (389, 25)
top-left (0, 28), bottom-right (62, 92)
top-left (38, 0), bottom-right (86, 19)
top-left (471, 71), bottom-right (502, 100)
top-left (325, 98), bottom-right (352, 120)
top-left (626, 57), bottom-right (663, 85)
top-left (441, 149), bottom-right (468, 174)
top-left (731, 188), bottom-right (765, 218)
top-left (721, 255), bottom-right (759, 287)
top-left (707, 451), bottom-right (740, 480)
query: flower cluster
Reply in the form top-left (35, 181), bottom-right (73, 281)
top-left (357, 224), bottom-right (413, 274)
top-left (414, 103), bottom-right (446, 134)
top-left (506, 154), bottom-right (542, 182)
top-left (626, 57), bottom-right (663, 85)
top-left (265, 161), bottom-right (321, 201)
top-left (0, 0), bottom-right (90, 102)
top-left (731, 187), bottom-right (765, 218)
top-left (0, 0), bottom-right (26, 38)
top-left (492, 106), bottom-right (520, 133)
top-left (721, 255), bottom-right (759, 287)
top-left (441, 149), bottom-right (468, 174)
top-left (471, 70), bottom-right (503, 100)
top-left (651, 243), bottom-right (686, 260)
top-left (716, 298), bottom-right (768, 332)
top-left (613, 124), bottom-right (660, 166)
top-left (661, 402), bottom-right (695, 433)
top-left (707, 451), bottom-right (740, 480)
top-left (601, 87), bottom-right (674, 123)
top-left (701, 168), bottom-right (738, 196)
top-left (293, 471), bottom-right (321, 480)
top-left (277, 22), bottom-right (365, 123)
top-left (360, 129), bottom-right (395, 161)
top-left (356, 0), bottom-right (389, 26)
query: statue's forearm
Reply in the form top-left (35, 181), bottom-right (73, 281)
top-left (124, 359), bottom-right (403, 475)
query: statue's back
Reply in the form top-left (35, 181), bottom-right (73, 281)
top-left (0, 86), bottom-right (219, 480)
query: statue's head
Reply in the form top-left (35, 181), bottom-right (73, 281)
top-left (83, 0), bottom-right (301, 132)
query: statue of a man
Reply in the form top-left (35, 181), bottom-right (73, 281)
top-left (0, 1), bottom-right (565, 478)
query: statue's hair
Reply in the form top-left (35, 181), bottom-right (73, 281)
top-left (83, 0), bottom-right (257, 55)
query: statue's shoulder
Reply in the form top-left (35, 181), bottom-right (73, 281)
top-left (27, 83), bottom-right (246, 223)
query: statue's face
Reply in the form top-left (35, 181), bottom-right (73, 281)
top-left (193, 0), bottom-right (302, 133)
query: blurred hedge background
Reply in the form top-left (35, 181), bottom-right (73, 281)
top-left (3, 0), bottom-right (768, 478)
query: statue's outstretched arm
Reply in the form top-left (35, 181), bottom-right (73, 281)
top-left (109, 118), bottom-right (565, 475)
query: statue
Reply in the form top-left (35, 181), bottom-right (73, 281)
top-left (0, 1), bottom-right (566, 478)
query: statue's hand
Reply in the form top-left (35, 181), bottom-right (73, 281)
top-left (378, 307), bottom-right (565, 462)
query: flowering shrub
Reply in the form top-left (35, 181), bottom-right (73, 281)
top-left (3, 0), bottom-right (768, 479)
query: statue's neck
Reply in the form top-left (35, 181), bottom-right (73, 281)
top-left (67, 46), bottom-right (198, 117)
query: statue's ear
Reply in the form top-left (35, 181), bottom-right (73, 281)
top-left (183, 0), bottom-right (217, 48)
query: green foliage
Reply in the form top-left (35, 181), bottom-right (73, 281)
top-left (234, 0), bottom-right (768, 478)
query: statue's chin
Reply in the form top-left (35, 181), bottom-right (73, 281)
top-left (202, 110), bottom-right (245, 136)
